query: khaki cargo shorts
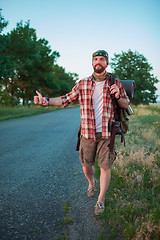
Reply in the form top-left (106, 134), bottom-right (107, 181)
top-left (79, 133), bottom-right (117, 170)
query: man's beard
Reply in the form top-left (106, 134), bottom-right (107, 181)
top-left (93, 64), bottom-right (105, 74)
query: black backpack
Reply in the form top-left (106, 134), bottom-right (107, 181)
top-left (110, 74), bottom-right (129, 133)
top-left (109, 74), bottom-right (134, 152)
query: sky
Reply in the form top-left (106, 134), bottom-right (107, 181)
top-left (1, 0), bottom-right (160, 100)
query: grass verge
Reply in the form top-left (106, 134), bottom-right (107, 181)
top-left (0, 104), bottom-right (79, 121)
top-left (95, 104), bottom-right (160, 240)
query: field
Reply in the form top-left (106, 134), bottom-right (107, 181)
top-left (95, 103), bottom-right (160, 240)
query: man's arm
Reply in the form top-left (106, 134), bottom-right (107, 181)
top-left (34, 91), bottom-right (62, 106)
top-left (109, 84), bottom-right (129, 109)
top-left (116, 97), bottom-right (129, 109)
top-left (48, 97), bottom-right (62, 106)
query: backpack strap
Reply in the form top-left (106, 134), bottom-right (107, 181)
top-left (76, 125), bottom-right (81, 151)
top-left (109, 75), bottom-right (116, 113)
top-left (109, 74), bottom-right (120, 120)
top-left (109, 74), bottom-right (126, 151)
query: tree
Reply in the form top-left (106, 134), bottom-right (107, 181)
top-left (0, 9), bottom-right (8, 33)
top-left (0, 10), bottom-right (11, 85)
top-left (110, 50), bottom-right (159, 104)
top-left (0, 12), bottom-right (78, 106)
top-left (0, 10), bottom-right (16, 105)
top-left (1, 21), bottom-right (60, 106)
top-left (51, 64), bottom-right (78, 97)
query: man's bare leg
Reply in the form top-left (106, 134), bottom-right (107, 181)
top-left (82, 166), bottom-right (95, 189)
top-left (94, 168), bottom-right (111, 215)
top-left (97, 168), bottom-right (111, 203)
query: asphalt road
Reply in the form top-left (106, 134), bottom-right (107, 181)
top-left (0, 107), bottom-right (101, 240)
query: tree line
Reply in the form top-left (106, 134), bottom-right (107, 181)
top-left (0, 10), bottom-right (159, 106)
top-left (0, 10), bottom-right (78, 106)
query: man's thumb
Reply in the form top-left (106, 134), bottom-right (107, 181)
top-left (36, 90), bottom-right (41, 96)
top-left (36, 90), bottom-right (43, 104)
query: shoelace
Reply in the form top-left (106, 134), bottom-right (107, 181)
top-left (88, 188), bottom-right (95, 192)
top-left (96, 202), bottom-right (104, 209)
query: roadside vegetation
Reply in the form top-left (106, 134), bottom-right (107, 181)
top-left (0, 104), bottom-right (79, 121)
top-left (0, 105), bottom-right (62, 121)
top-left (95, 103), bottom-right (160, 240)
top-left (53, 201), bottom-right (73, 240)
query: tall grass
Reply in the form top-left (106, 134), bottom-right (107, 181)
top-left (0, 105), bottom-right (63, 121)
top-left (96, 104), bottom-right (160, 240)
top-left (0, 103), bottom-right (79, 121)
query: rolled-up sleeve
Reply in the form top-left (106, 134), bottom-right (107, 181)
top-left (61, 83), bottom-right (79, 108)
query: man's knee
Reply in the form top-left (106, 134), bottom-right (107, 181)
top-left (83, 165), bottom-right (94, 174)
top-left (100, 167), bottom-right (110, 172)
top-left (100, 167), bottom-right (111, 176)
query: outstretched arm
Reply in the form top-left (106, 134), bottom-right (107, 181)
top-left (48, 97), bottom-right (62, 106)
top-left (34, 91), bottom-right (62, 106)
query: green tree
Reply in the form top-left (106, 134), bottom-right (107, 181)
top-left (0, 10), bottom-right (15, 105)
top-left (11, 21), bottom-right (60, 105)
top-left (0, 9), bottom-right (8, 33)
top-left (0, 10), bottom-right (11, 85)
top-left (51, 64), bottom-right (78, 97)
top-left (0, 20), bottom-right (59, 106)
top-left (0, 12), bottom-right (78, 106)
top-left (110, 50), bottom-right (159, 105)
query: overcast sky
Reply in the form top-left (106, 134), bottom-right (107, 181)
top-left (1, 0), bottom-right (160, 100)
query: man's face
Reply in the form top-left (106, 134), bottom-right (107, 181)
top-left (92, 56), bottom-right (108, 74)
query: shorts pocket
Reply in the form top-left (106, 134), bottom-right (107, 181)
top-left (79, 136), bottom-right (96, 165)
top-left (79, 148), bottom-right (84, 163)
top-left (109, 151), bottom-right (117, 165)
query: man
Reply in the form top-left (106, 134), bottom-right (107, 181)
top-left (34, 50), bottom-right (129, 215)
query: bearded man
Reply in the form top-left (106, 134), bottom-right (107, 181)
top-left (34, 50), bottom-right (129, 215)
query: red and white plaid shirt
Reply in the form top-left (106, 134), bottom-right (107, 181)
top-left (61, 73), bottom-right (128, 140)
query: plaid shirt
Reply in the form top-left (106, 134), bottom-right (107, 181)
top-left (61, 73), bottom-right (127, 140)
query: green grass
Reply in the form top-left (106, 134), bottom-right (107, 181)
top-left (0, 103), bottom-right (79, 121)
top-left (95, 104), bottom-right (160, 240)
top-left (62, 201), bottom-right (73, 225)
top-left (62, 216), bottom-right (73, 225)
top-left (53, 201), bottom-right (73, 240)
top-left (63, 201), bottom-right (72, 214)
top-left (0, 105), bottom-right (63, 121)
top-left (29, 228), bottom-right (37, 233)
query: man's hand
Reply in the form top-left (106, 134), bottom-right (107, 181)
top-left (109, 85), bottom-right (129, 108)
top-left (109, 84), bottom-right (120, 99)
top-left (34, 90), bottom-right (43, 104)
